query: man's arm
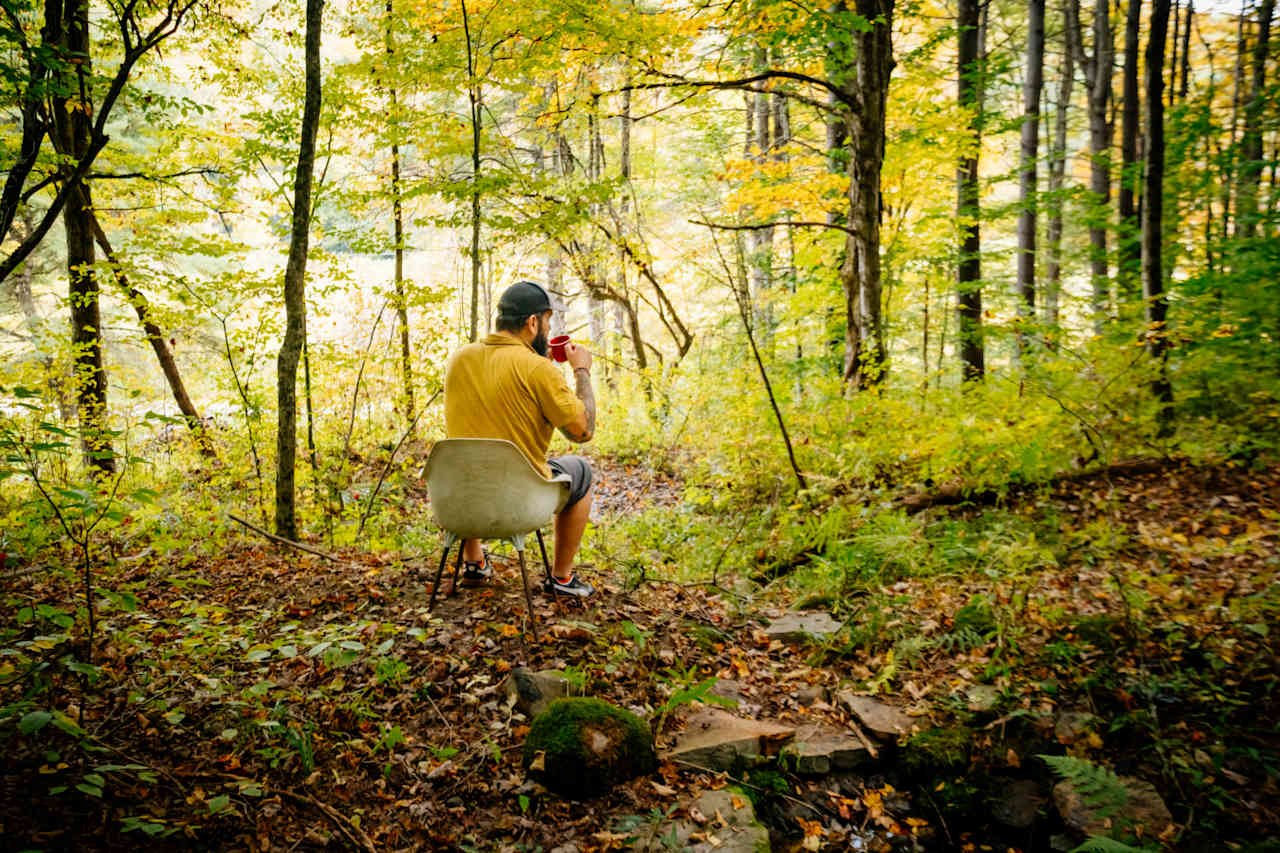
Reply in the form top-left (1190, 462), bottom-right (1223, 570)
top-left (558, 345), bottom-right (595, 443)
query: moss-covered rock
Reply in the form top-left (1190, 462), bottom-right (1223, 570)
top-left (900, 725), bottom-right (973, 775)
top-left (521, 697), bottom-right (657, 799)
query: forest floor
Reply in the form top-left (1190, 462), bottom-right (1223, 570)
top-left (2, 456), bottom-right (1278, 852)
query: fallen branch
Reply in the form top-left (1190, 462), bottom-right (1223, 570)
top-left (227, 513), bottom-right (338, 562)
top-left (898, 456), bottom-right (1175, 514)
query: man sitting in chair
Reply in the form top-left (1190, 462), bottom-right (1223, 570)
top-left (442, 280), bottom-right (596, 598)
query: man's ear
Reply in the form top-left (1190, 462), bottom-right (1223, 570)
top-left (524, 314), bottom-right (540, 337)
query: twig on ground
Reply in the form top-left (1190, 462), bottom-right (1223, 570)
top-left (227, 513), bottom-right (337, 562)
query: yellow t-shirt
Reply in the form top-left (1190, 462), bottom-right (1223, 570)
top-left (443, 333), bottom-right (585, 477)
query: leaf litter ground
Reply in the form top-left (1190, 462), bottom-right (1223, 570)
top-left (1, 457), bottom-right (1277, 851)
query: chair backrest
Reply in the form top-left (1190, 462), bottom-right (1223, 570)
top-left (424, 439), bottom-right (569, 541)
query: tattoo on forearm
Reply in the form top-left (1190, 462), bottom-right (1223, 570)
top-left (560, 367), bottom-right (595, 441)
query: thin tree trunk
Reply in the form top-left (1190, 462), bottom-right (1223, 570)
top-left (1016, 0), bottom-right (1045, 354)
top-left (275, 0), bottom-right (324, 539)
top-left (957, 0), bottom-right (984, 381)
top-left (1118, 0), bottom-right (1143, 297)
top-left (1222, 2), bottom-right (1247, 241)
top-left (385, 0), bottom-right (414, 432)
top-left (1067, 0), bottom-right (1114, 328)
top-left (462, 0), bottom-right (482, 341)
top-left (1169, 0), bottom-right (1181, 107)
top-left (1237, 0), bottom-right (1275, 238)
top-left (1178, 1), bottom-right (1193, 101)
top-left (840, 0), bottom-right (894, 389)
top-left (1046, 14), bottom-right (1075, 338)
top-left (1143, 0), bottom-right (1174, 407)
top-left (91, 219), bottom-right (214, 456)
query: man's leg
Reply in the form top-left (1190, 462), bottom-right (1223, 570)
top-left (461, 539), bottom-right (484, 563)
top-left (553, 484), bottom-right (591, 581)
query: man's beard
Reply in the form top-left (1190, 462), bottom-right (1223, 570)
top-left (532, 325), bottom-right (549, 357)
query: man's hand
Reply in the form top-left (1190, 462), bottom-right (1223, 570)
top-left (566, 342), bottom-right (592, 372)
top-left (558, 344), bottom-right (595, 443)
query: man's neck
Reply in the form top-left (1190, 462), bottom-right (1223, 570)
top-left (493, 329), bottom-right (532, 348)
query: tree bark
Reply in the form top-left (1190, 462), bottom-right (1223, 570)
top-left (275, 0), bottom-right (323, 539)
top-left (956, 0), bottom-right (984, 381)
top-left (462, 0), bottom-right (482, 341)
top-left (1237, 0), bottom-right (1275, 238)
top-left (1046, 11), bottom-right (1075, 337)
top-left (91, 218), bottom-right (214, 456)
top-left (1016, 0), bottom-right (1045, 350)
top-left (840, 0), bottom-right (893, 389)
top-left (1067, 0), bottom-right (1114, 328)
top-left (1143, 0), bottom-right (1174, 405)
top-left (1118, 0), bottom-right (1143, 297)
top-left (1178, 1), bottom-right (1193, 101)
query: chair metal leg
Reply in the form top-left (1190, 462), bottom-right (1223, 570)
top-left (428, 538), bottom-right (452, 611)
top-left (535, 529), bottom-right (554, 589)
top-left (448, 540), bottom-right (466, 598)
top-left (516, 548), bottom-right (536, 647)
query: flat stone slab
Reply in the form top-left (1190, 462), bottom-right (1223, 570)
top-left (789, 724), bottom-right (874, 775)
top-left (991, 778), bottom-right (1046, 828)
top-left (634, 789), bottom-right (770, 853)
top-left (765, 612), bottom-right (843, 643)
top-left (1054, 775), bottom-right (1173, 840)
top-left (664, 709), bottom-right (795, 772)
top-left (964, 684), bottom-right (1002, 713)
top-left (836, 691), bottom-right (921, 740)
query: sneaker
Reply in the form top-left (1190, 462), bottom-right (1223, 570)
top-left (461, 555), bottom-right (493, 585)
top-left (548, 573), bottom-right (594, 598)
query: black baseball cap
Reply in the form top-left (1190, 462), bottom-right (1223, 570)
top-left (497, 281), bottom-right (552, 320)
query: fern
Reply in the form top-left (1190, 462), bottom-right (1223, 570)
top-left (1039, 754), bottom-right (1128, 819)
top-left (1070, 836), bottom-right (1159, 853)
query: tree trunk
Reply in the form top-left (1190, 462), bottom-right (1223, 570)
top-left (462, 0), bottom-right (482, 341)
top-left (386, 0), bottom-right (414, 432)
top-left (956, 0), bottom-right (984, 381)
top-left (840, 0), bottom-right (894, 389)
top-left (1143, 0), bottom-right (1174, 405)
top-left (1016, 0), bottom-right (1045, 351)
top-left (1067, 0), bottom-right (1113, 328)
top-left (50, 0), bottom-right (114, 474)
top-left (91, 219), bottom-right (215, 456)
top-left (1046, 13), bottom-right (1075, 337)
top-left (1178, 1), bottom-right (1193, 101)
top-left (1118, 0), bottom-right (1143, 297)
top-left (1237, 0), bottom-right (1275, 238)
top-left (275, 0), bottom-right (324, 539)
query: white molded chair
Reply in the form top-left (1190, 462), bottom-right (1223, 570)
top-left (423, 439), bottom-right (570, 629)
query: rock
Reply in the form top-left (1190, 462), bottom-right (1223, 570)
top-left (795, 685), bottom-right (827, 707)
top-left (664, 709), bottom-right (795, 772)
top-left (522, 698), bottom-right (657, 799)
top-left (504, 667), bottom-right (572, 718)
top-left (1054, 711), bottom-right (1099, 745)
top-left (964, 684), bottom-right (1001, 714)
top-left (1053, 775), bottom-right (1173, 840)
top-left (766, 612), bottom-right (843, 643)
top-left (634, 788), bottom-right (770, 853)
top-left (836, 691), bottom-right (922, 740)
top-left (788, 724), bottom-right (873, 775)
top-left (709, 678), bottom-right (761, 716)
top-left (990, 778), bottom-right (1045, 828)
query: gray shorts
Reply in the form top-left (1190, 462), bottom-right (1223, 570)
top-left (549, 455), bottom-right (592, 509)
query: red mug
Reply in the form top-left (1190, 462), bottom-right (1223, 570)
top-left (548, 335), bottom-right (570, 363)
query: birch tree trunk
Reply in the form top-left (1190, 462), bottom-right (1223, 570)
top-left (1045, 12), bottom-right (1075, 336)
top-left (275, 0), bottom-right (324, 539)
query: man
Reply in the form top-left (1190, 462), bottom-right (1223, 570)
top-left (442, 280), bottom-right (596, 598)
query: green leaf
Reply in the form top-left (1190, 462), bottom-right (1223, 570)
top-left (19, 710), bottom-right (52, 734)
top-left (245, 646), bottom-right (272, 662)
top-left (51, 712), bottom-right (84, 737)
top-left (163, 710), bottom-right (185, 725)
top-left (207, 794), bottom-right (230, 813)
top-left (76, 782), bottom-right (103, 797)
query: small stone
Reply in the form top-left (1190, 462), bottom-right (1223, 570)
top-left (766, 612), bottom-right (844, 643)
top-left (990, 778), bottom-right (1045, 828)
top-left (663, 708), bottom-right (795, 772)
top-left (964, 684), bottom-right (1001, 713)
top-left (796, 685), bottom-right (827, 707)
top-left (634, 789), bottom-right (769, 853)
top-left (1053, 775), bottom-right (1173, 840)
top-left (1054, 711), bottom-right (1099, 745)
top-left (504, 667), bottom-right (571, 718)
top-left (836, 690), bottom-right (921, 740)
